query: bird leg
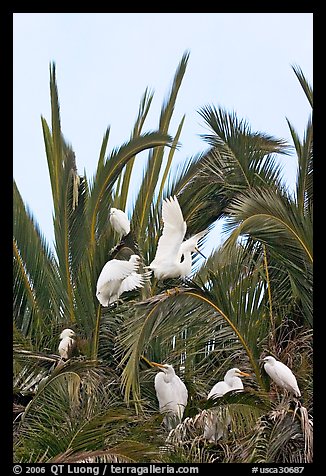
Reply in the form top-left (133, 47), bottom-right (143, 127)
top-left (291, 398), bottom-right (302, 421)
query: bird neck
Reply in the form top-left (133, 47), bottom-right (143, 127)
top-left (163, 368), bottom-right (175, 383)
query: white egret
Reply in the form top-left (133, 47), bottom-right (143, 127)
top-left (110, 208), bottom-right (130, 237)
top-left (262, 356), bottom-right (301, 397)
top-left (151, 361), bottom-right (188, 430)
top-left (204, 368), bottom-right (250, 443)
top-left (58, 329), bottom-right (76, 360)
top-left (207, 368), bottom-right (250, 398)
top-left (149, 195), bottom-right (207, 280)
top-left (96, 254), bottom-right (150, 306)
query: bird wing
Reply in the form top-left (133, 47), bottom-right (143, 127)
top-left (207, 381), bottom-right (230, 398)
top-left (174, 375), bottom-right (188, 408)
top-left (154, 373), bottom-right (188, 415)
top-left (266, 361), bottom-right (300, 396)
top-left (179, 229), bottom-right (208, 256)
top-left (96, 259), bottom-right (139, 291)
top-left (118, 271), bottom-right (151, 295)
top-left (230, 377), bottom-right (244, 391)
top-left (58, 337), bottom-right (75, 359)
top-left (150, 196), bottom-right (187, 266)
top-left (154, 372), bottom-right (173, 411)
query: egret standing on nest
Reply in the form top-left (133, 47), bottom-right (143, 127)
top-left (149, 195), bottom-right (207, 280)
top-left (58, 329), bottom-right (76, 360)
top-left (110, 208), bottom-right (130, 237)
top-left (96, 255), bottom-right (150, 306)
top-left (204, 368), bottom-right (250, 443)
top-left (150, 361), bottom-right (188, 430)
top-left (262, 356), bottom-right (301, 397)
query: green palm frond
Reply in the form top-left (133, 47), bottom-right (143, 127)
top-left (174, 104), bottom-right (289, 233)
top-left (41, 66), bottom-right (88, 324)
top-left (87, 131), bottom-right (174, 251)
top-left (118, 87), bottom-right (154, 211)
top-left (15, 370), bottom-right (164, 463)
top-left (50, 442), bottom-right (155, 463)
top-left (42, 63), bottom-right (62, 208)
top-left (168, 151), bottom-right (206, 194)
top-left (41, 73), bottom-right (86, 323)
top-left (198, 105), bottom-right (289, 156)
top-left (223, 187), bottom-right (312, 325)
top-left (14, 57), bottom-right (313, 464)
top-left (13, 322), bottom-right (33, 350)
top-left (95, 127), bottom-right (111, 179)
top-left (230, 400), bottom-right (313, 463)
top-left (175, 390), bottom-right (269, 440)
top-left (118, 287), bottom-right (243, 407)
top-left (224, 188), bottom-right (312, 263)
top-left (160, 390), bottom-right (270, 462)
top-left (15, 372), bottom-right (119, 461)
top-left (161, 434), bottom-right (219, 463)
top-left (194, 245), bottom-right (270, 384)
top-left (13, 181), bottom-right (61, 346)
top-left (287, 117), bottom-right (313, 215)
top-left (132, 52), bottom-right (189, 248)
top-left (292, 64), bottom-right (313, 108)
top-left (119, 244), bottom-right (271, 408)
top-left (155, 115), bottom-right (185, 208)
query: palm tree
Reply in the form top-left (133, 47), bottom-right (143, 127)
top-left (13, 53), bottom-right (312, 463)
top-left (14, 52), bottom-right (189, 462)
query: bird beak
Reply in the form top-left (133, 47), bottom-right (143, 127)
top-left (150, 361), bottom-right (166, 369)
top-left (195, 246), bottom-right (206, 259)
top-left (238, 371), bottom-right (250, 377)
top-left (141, 355), bottom-right (165, 369)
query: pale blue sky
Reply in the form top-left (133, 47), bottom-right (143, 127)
top-left (13, 13), bottom-right (313, 254)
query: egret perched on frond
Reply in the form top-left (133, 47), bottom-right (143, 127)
top-left (204, 368), bottom-right (250, 443)
top-left (149, 195), bottom-right (207, 280)
top-left (58, 329), bottom-right (76, 360)
top-left (150, 361), bottom-right (188, 430)
top-left (262, 356), bottom-right (301, 397)
top-left (110, 208), bottom-right (130, 237)
top-left (96, 255), bottom-right (150, 306)
top-left (207, 368), bottom-right (250, 399)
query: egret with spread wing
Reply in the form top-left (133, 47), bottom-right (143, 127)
top-left (262, 356), bottom-right (301, 397)
top-left (204, 368), bottom-right (250, 443)
top-left (96, 254), bottom-right (150, 306)
top-left (151, 361), bottom-right (188, 430)
top-left (149, 195), bottom-right (207, 280)
top-left (110, 208), bottom-right (130, 237)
